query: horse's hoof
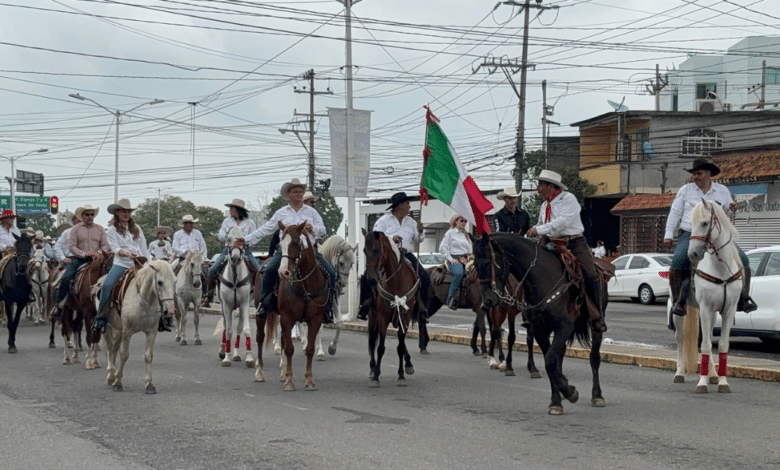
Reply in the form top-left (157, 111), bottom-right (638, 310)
top-left (245, 360), bottom-right (255, 368)
top-left (695, 385), bottom-right (708, 394)
top-left (420, 349), bottom-right (429, 355)
top-left (67, 341), bottom-right (74, 349)
top-left (63, 359), bottom-right (71, 365)
top-left (369, 380), bottom-right (380, 388)
top-left (530, 371), bottom-right (542, 379)
top-left (481, 352), bottom-right (488, 359)
top-left (180, 340), bottom-right (188, 346)
top-left (8, 346), bottom-right (17, 354)
top-left (591, 397), bottom-right (606, 407)
top-left (113, 384), bottom-right (123, 392)
top-left (49, 343), bottom-right (55, 349)
top-left (316, 355), bottom-right (326, 362)
top-left (405, 366), bottom-right (414, 375)
top-left (254, 374), bottom-right (265, 383)
top-left (146, 385), bottom-right (157, 394)
top-left (194, 339), bottom-right (202, 345)
top-left (498, 363), bottom-right (507, 372)
top-left (232, 355), bottom-right (241, 362)
top-left (283, 383), bottom-right (296, 392)
top-left (504, 369), bottom-right (515, 377)
top-left (73, 357), bottom-right (80, 364)
top-left (718, 384), bottom-right (731, 393)
top-left (566, 388), bottom-right (579, 404)
top-left (709, 376), bottom-right (719, 385)
top-left (489, 362), bottom-right (499, 370)
top-left (673, 375), bottom-right (685, 383)
top-left (218, 352), bottom-right (225, 360)
top-left (175, 336), bottom-right (181, 342)
top-left (305, 383), bottom-right (318, 391)
top-left (548, 405), bottom-right (564, 415)
top-left (397, 378), bottom-right (407, 387)
top-left (221, 361), bottom-right (231, 367)
top-left (471, 350), bottom-right (480, 356)
top-left (327, 345), bottom-right (336, 355)
top-left (274, 348), bottom-right (281, 355)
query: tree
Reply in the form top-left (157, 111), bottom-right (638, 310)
top-left (255, 191), bottom-right (344, 251)
top-left (132, 195), bottom-right (225, 257)
top-left (22, 213), bottom-right (55, 237)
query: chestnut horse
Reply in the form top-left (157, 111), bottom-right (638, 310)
top-left (254, 222), bottom-right (328, 391)
top-left (363, 231), bottom-right (418, 388)
top-left (0, 232), bottom-right (33, 353)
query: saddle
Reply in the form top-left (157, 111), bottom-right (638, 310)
top-left (92, 258), bottom-right (146, 317)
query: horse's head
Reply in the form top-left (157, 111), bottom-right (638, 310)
top-left (688, 200), bottom-right (737, 264)
top-left (278, 222), bottom-right (310, 280)
top-left (12, 232), bottom-right (33, 275)
top-left (143, 261), bottom-right (176, 317)
top-left (473, 232), bottom-right (505, 309)
top-left (185, 249), bottom-right (204, 289)
top-left (227, 225), bottom-right (245, 262)
top-left (363, 231), bottom-right (387, 284)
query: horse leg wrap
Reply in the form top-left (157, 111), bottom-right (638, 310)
top-left (700, 353), bottom-right (710, 376)
top-left (222, 331), bottom-right (226, 345)
top-left (246, 336), bottom-right (252, 352)
top-left (225, 339), bottom-right (231, 354)
top-left (235, 334), bottom-right (240, 349)
top-left (718, 352), bottom-right (728, 377)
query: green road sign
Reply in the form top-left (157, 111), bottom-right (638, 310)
top-left (0, 195), bottom-right (53, 215)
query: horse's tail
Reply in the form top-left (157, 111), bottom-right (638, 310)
top-left (571, 299), bottom-right (592, 349)
top-left (213, 317), bottom-right (224, 338)
top-left (264, 311), bottom-right (276, 350)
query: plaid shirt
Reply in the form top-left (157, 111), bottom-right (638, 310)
top-left (68, 222), bottom-right (110, 258)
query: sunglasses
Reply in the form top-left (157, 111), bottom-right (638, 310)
top-left (82, 213), bottom-right (96, 217)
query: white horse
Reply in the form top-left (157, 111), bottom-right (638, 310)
top-left (28, 249), bottom-right (49, 326)
top-left (215, 226), bottom-right (255, 368)
top-left (104, 260), bottom-right (176, 393)
top-left (175, 249), bottom-right (204, 345)
top-left (673, 201), bottom-right (742, 393)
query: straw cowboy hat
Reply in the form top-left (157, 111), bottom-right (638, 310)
top-left (386, 192), bottom-right (413, 211)
top-left (151, 226), bottom-right (173, 238)
top-left (56, 223), bottom-right (72, 236)
top-left (496, 186), bottom-right (520, 199)
top-left (536, 169), bottom-right (568, 191)
top-left (280, 178), bottom-right (307, 201)
top-left (0, 209), bottom-right (16, 220)
top-left (302, 191), bottom-right (319, 203)
top-left (75, 204), bottom-right (100, 219)
top-left (43, 236), bottom-right (53, 243)
top-left (178, 214), bottom-right (200, 227)
top-left (34, 230), bottom-right (44, 241)
top-left (224, 198), bottom-right (246, 210)
top-left (107, 198), bottom-right (135, 215)
top-left (685, 158), bottom-right (720, 176)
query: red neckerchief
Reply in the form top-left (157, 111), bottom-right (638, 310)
top-left (544, 189), bottom-right (562, 223)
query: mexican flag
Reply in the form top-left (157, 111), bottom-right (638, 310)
top-left (421, 108), bottom-right (494, 235)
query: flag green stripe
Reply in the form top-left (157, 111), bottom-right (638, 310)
top-left (423, 121), bottom-right (459, 205)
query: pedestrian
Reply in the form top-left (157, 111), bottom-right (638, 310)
top-left (594, 240), bottom-right (606, 259)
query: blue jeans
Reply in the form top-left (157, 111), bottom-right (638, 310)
top-left (446, 258), bottom-right (465, 304)
top-left (97, 264), bottom-right (129, 317)
top-left (672, 230), bottom-right (749, 271)
top-left (209, 246), bottom-right (260, 277)
top-left (56, 257), bottom-right (90, 305)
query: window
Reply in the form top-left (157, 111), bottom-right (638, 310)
top-left (696, 83), bottom-right (717, 100)
top-left (636, 128), bottom-right (651, 160)
top-left (768, 67), bottom-right (780, 86)
top-left (617, 133), bottom-right (631, 162)
top-left (681, 128), bottom-right (723, 157)
top-left (629, 256), bottom-right (649, 269)
top-left (672, 92), bottom-right (679, 112)
top-left (764, 252), bottom-right (780, 277)
top-left (651, 255), bottom-right (672, 266)
top-left (612, 257), bottom-right (629, 270)
top-left (748, 253), bottom-right (765, 276)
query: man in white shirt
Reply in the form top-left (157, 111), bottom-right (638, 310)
top-left (172, 215), bottom-right (208, 260)
top-left (664, 159), bottom-right (756, 317)
top-left (148, 226), bottom-right (173, 260)
top-left (527, 170), bottom-right (607, 333)
top-left (53, 212), bottom-right (79, 262)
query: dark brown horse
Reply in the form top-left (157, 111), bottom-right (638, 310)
top-left (363, 231), bottom-right (418, 387)
top-left (254, 222), bottom-right (327, 391)
top-left (474, 232), bottom-right (607, 415)
top-left (0, 233), bottom-right (34, 353)
top-left (60, 253), bottom-right (112, 367)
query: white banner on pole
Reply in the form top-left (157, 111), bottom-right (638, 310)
top-left (328, 107), bottom-right (371, 197)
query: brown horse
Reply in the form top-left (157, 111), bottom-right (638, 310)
top-left (363, 231), bottom-right (418, 387)
top-left (254, 222), bottom-right (328, 391)
top-left (60, 253), bottom-right (112, 367)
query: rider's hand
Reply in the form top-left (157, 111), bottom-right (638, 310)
top-left (64, 257), bottom-right (72, 264)
top-left (729, 201), bottom-right (738, 212)
top-left (663, 238), bottom-right (673, 249)
top-left (304, 222), bottom-right (313, 232)
top-left (527, 227), bottom-right (538, 238)
top-left (417, 221), bottom-right (424, 233)
top-left (392, 235), bottom-right (402, 245)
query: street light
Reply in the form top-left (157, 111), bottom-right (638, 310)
top-left (147, 186), bottom-right (171, 227)
top-left (1, 148), bottom-right (48, 227)
top-left (68, 93), bottom-right (165, 203)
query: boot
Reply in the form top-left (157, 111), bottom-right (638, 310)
top-left (158, 316), bottom-right (172, 332)
top-left (201, 275), bottom-right (214, 308)
top-left (323, 291), bottom-right (334, 324)
top-left (586, 278), bottom-right (607, 333)
top-left (256, 294), bottom-right (272, 320)
top-left (93, 310), bottom-right (108, 333)
top-left (356, 275), bottom-right (372, 321)
top-left (671, 269), bottom-right (691, 316)
top-left (737, 268), bottom-right (757, 313)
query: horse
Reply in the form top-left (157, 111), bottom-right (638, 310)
top-left (104, 260), bottom-right (176, 393)
top-left (474, 232), bottom-right (607, 415)
top-left (46, 263), bottom-right (65, 348)
top-left (28, 248), bottom-right (49, 326)
top-left (60, 252), bottom-right (112, 367)
top-left (216, 225), bottom-right (254, 367)
top-left (673, 201), bottom-right (743, 393)
top-left (254, 222), bottom-right (330, 390)
top-left (363, 231), bottom-right (418, 388)
top-left (174, 249), bottom-right (204, 346)
top-left (0, 233), bottom-right (34, 353)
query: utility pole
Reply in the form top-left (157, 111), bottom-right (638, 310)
top-left (645, 64), bottom-right (668, 111)
top-left (540, 79), bottom-right (559, 156)
top-left (746, 60), bottom-right (768, 109)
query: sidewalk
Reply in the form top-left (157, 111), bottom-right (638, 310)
top-left (200, 305), bottom-right (780, 382)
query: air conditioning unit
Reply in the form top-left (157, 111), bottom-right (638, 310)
top-left (696, 99), bottom-right (723, 113)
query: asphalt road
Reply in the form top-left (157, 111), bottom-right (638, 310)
top-left (2, 315), bottom-right (780, 470)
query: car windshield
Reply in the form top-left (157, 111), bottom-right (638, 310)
top-left (651, 255), bottom-right (672, 266)
top-left (419, 254), bottom-right (445, 264)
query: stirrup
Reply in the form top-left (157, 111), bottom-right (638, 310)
top-left (158, 317), bottom-right (172, 332)
top-left (672, 301), bottom-right (687, 316)
top-left (738, 296), bottom-right (757, 313)
top-left (93, 317), bottom-right (107, 334)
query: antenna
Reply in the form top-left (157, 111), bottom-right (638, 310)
top-left (608, 97), bottom-right (629, 113)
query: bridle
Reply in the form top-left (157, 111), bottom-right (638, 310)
top-left (281, 230), bottom-right (328, 307)
top-left (137, 264), bottom-right (174, 312)
top-left (219, 237), bottom-right (252, 306)
top-left (370, 235), bottom-right (419, 333)
top-left (689, 201), bottom-right (733, 264)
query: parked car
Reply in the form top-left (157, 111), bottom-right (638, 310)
top-left (418, 253), bottom-right (447, 270)
top-left (608, 253), bottom-right (671, 305)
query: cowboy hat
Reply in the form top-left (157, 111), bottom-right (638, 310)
top-left (0, 209), bottom-right (16, 219)
top-left (496, 186), bottom-right (520, 199)
top-left (386, 192), bottom-right (413, 211)
top-left (685, 158), bottom-right (720, 176)
top-left (56, 223), bottom-right (72, 236)
top-left (224, 198), bottom-right (246, 210)
top-left (178, 214), bottom-right (199, 227)
top-left (280, 178), bottom-right (307, 201)
top-left (21, 227), bottom-right (35, 238)
top-left (75, 204), bottom-right (100, 219)
top-left (34, 230), bottom-right (44, 240)
top-left (107, 198), bottom-right (135, 215)
top-left (536, 169), bottom-right (568, 191)
top-left (150, 226), bottom-right (173, 238)
top-left (302, 191), bottom-right (319, 203)
top-left (43, 236), bottom-right (53, 243)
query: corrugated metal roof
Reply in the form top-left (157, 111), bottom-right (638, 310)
top-left (610, 193), bottom-right (675, 213)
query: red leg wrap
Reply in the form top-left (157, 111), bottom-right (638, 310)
top-left (222, 331), bottom-right (226, 345)
top-left (225, 340), bottom-right (231, 353)
top-left (718, 352), bottom-right (728, 377)
top-left (246, 336), bottom-right (252, 351)
top-left (700, 354), bottom-right (710, 376)
top-left (235, 334), bottom-right (240, 349)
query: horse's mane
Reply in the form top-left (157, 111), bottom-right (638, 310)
top-left (136, 259), bottom-right (175, 287)
top-left (185, 248), bottom-right (203, 263)
top-left (690, 201), bottom-right (739, 240)
top-left (227, 225), bottom-right (244, 241)
top-left (320, 235), bottom-right (354, 265)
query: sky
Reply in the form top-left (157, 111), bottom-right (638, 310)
top-left (0, 0), bottom-right (777, 228)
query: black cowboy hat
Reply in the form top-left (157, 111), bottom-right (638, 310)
top-left (685, 158), bottom-right (720, 176)
top-left (387, 192), bottom-right (413, 211)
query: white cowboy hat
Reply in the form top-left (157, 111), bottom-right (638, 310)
top-left (21, 227), bottom-right (36, 238)
top-left (75, 204), bottom-right (100, 219)
top-left (43, 236), bottom-right (53, 243)
top-left (56, 223), bottom-right (72, 236)
top-left (224, 198), bottom-right (246, 210)
top-left (107, 198), bottom-right (135, 215)
top-left (280, 178), bottom-right (306, 201)
top-left (178, 214), bottom-right (200, 227)
top-left (302, 191), bottom-right (319, 203)
top-left (151, 226), bottom-right (173, 238)
top-left (536, 169), bottom-right (568, 191)
top-left (34, 230), bottom-right (44, 240)
top-left (496, 186), bottom-right (520, 199)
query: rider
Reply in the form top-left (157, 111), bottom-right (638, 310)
top-left (148, 226), bottom-right (173, 260)
top-left (0, 209), bottom-right (21, 256)
top-left (664, 158), bottom-right (757, 317)
top-left (247, 178), bottom-right (338, 324)
top-left (53, 211), bottom-right (80, 263)
top-left (172, 214), bottom-right (208, 261)
top-left (357, 192), bottom-right (431, 321)
top-left (203, 198), bottom-right (260, 308)
top-left (439, 213), bottom-right (472, 310)
top-left (53, 204), bottom-right (110, 319)
top-left (526, 170), bottom-right (608, 334)
top-left (93, 198), bottom-right (155, 333)
top-left (495, 186), bottom-right (531, 235)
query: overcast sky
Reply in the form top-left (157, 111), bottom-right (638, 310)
top-left (0, 0), bottom-right (776, 226)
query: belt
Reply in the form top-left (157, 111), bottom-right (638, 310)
top-left (553, 234), bottom-right (583, 243)
top-left (450, 254), bottom-right (468, 258)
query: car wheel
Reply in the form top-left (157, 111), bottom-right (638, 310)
top-left (638, 284), bottom-right (655, 305)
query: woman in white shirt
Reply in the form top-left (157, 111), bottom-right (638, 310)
top-left (148, 226), bottom-right (173, 260)
top-left (439, 214), bottom-right (472, 310)
top-left (94, 198), bottom-right (152, 332)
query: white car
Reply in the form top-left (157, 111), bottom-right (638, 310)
top-left (418, 253), bottom-right (447, 270)
top-left (608, 253), bottom-right (672, 305)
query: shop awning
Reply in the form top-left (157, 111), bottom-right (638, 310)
top-left (728, 183), bottom-right (769, 202)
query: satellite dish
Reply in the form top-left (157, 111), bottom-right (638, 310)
top-left (608, 99), bottom-right (629, 113)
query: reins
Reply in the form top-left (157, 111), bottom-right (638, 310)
top-left (136, 264), bottom-right (174, 312)
top-left (280, 230), bottom-right (328, 308)
top-left (373, 235), bottom-right (419, 334)
top-left (219, 243), bottom-right (252, 308)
